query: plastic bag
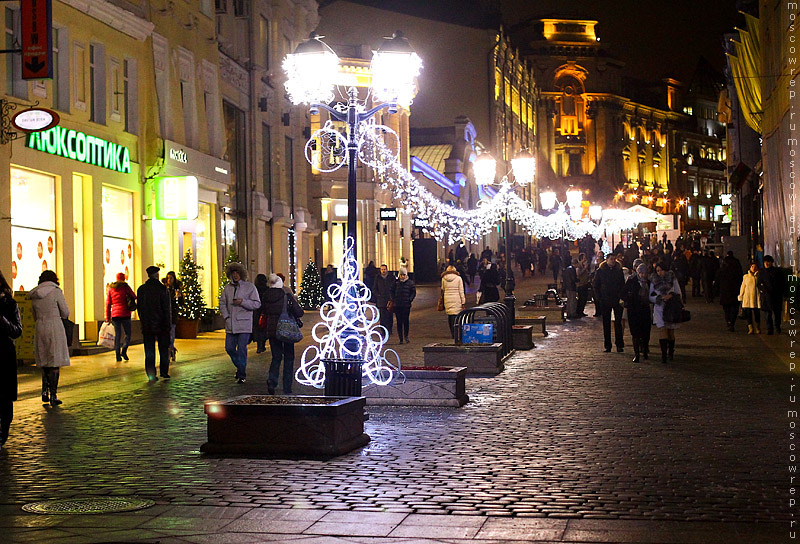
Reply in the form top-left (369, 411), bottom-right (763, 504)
top-left (98, 321), bottom-right (115, 349)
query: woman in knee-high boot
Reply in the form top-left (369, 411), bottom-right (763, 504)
top-left (29, 271), bottom-right (71, 406)
top-left (650, 262), bottom-right (681, 363)
top-left (622, 264), bottom-right (652, 363)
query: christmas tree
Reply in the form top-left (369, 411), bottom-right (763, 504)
top-left (297, 260), bottom-right (324, 310)
top-left (218, 247), bottom-right (240, 300)
top-left (178, 249), bottom-right (205, 320)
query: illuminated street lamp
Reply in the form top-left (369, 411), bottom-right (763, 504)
top-left (589, 205), bottom-right (603, 222)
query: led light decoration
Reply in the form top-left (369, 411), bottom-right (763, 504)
top-left (370, 31), bottom-right (423, 108)
top-left (296, 237), bottom-right (399, 389)
top-left (283, 33), bottom-right (340, 106)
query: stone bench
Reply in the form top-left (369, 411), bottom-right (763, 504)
top-left (422, 343), bottom-right (509, 376)
top-left (362, 367), bottom-right (468, 407)
top-left (512, 325), bottom-right (535, 350)
top-left (515, 315), bottom-right (548, 336)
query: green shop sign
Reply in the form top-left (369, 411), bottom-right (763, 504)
top-left (26, 126), bottom-right (132, 174)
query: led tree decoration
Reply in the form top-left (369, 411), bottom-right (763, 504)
top-left (297, 259), bottom-right (325, 310)
top-left (296, 238), bottom-right (399, 388)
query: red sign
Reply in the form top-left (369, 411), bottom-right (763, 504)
top-left (21, 0), bottom-right (53, 80)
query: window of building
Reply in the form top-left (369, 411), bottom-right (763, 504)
top-left (215, 0), bottom-right (226, 13)
top-left (262, 123), bottom-right (271, 207)
top-left (259, 16), bottom-right (270, 70)
top-left (52, 27), bottom-right (70, 111)
top-left (74, 43), bottom-right (86, 110)
top-left (698, 205), bottom-right (707, 220)
top-left (233, 0), bottom-right (248, 17)
top-left (5, 8), bottom-right (26, 99)
top-left (568, 152), bottom-right (583, 176)
top-left (681, 141), bottom-right (688, 155)
top-left (89, 43), bottom-right (106, 123)
top-left (123, 59), bottom-right (138, 134)
top-left (10, 168), bottom-right (57, 292)
top-left (101, 186), bottom-right (134, 288)
top-left (682, 106), bottom-right (693, 115)
top-left (178, 48), bottom-right (197, 148)
top-left (687, 205), bottom-right (694, 219)
top-left (109, 58), bottom-right (122, 122)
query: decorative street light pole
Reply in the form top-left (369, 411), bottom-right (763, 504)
top-left (283, 31), bottom-right (422, 257)
top-left (539, 186), bottom-right (587, 265)
top-left (474, 150), bottom-right (536, 321)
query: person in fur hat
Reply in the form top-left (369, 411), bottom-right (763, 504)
top-left (219, 262), bottom-right (261, 383)
top-left (649, 261), bottom-right (682, 363)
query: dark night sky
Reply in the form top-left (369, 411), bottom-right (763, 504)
top-left (500, 0), bottom-right (743, 84)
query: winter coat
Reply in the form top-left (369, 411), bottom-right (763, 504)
top-left (220, 280), bottom-right (261, 334)
top-left (467, 256), bottom-right (478, 276)
top-left (363, 265), bottom-right (379, 291)
top-left (563, 265), bottom-right (578, 292)
top-left (106, 282), bottom-right (136, 321)
top-left (137, 278), bottom-right (171, 335)
top-left (592, 261), bottom-right (626, 309)
top-left (28, 281), bottom-right (70, 367)
top-left (393, 278), bottom-right (416, 309)
top-left (649, 271), bottom-right (681, 329)
top-left (479, 265), bottom-right (501, 303)
top-left (259, 288), bottom-right (304, 339)
top-left (671, 253), bottom-right (690, 284)
top-left (689, 253), bottom-right (702, 278)
top-left (758, 266), bottom-right (786, 312)
top-left (166, 283), bottom-right (183, 324)
top-left (621, 276), bottom-right (652, 337)
top-left (441, 272), bottom-right (465, 315)
top-left (738, 271), bottom-right (761, 309)
top-left (715, 258), bottom-right (743, 305)
top-left (371, 273), bottom-right (396, 308)
top-left (700, 255), bottom-right (720, 283)
top-left (0, 294), bottom-right (22, 401)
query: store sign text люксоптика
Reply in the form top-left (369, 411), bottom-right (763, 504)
top-left (26, 126), bottom-right (131, 173)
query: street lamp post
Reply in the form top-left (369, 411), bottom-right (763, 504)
top-left (283, 31), bottom-right (422, 259)
top-left (474, 151), bottom-right (536, 321)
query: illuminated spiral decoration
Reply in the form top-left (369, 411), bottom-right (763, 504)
top-left (357, 120), bottom-right (400, 170)
top-left (296, 237), bottom-right (399, 389)
top-left (305, 120), bottom-right (348, 173)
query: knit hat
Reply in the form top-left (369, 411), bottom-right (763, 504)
top-left (268, 273), bottom-right (283, 288)
top-left (636, 263), bottom-right (648, 275)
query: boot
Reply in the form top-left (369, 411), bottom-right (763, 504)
top-left (41, 373), bottom-right (49, 403)
top-left (632, 338), bottom-right (640, 363)
top-left (754, 325), bottom-right (761, 334)
top-left (747, 324), bottom-right (754, 335)
top-left (642, 340), bottom-right (649, 360)
top-left (48, 369), bottom-right (62, 406)
top-left (659, 339), bottom-right (669, 364)
top-left (668, 340), bottom-right (675, 361)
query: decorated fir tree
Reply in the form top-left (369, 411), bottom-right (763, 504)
top-left (297, 260), bottom-right (324, 309)
top-left (178, 249), bottom-right (205, 320)
top-left (218, 247), bottom-right (240, 299)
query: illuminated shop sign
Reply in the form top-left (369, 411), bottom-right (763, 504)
top-left (26, 127), bottom-right (132, 173)
top-left (379, 207), bottom-right (397, 220)
top-left (154, 176), bottom-right (199, 220)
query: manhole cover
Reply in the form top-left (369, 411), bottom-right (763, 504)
top-left (22, 497), bottom-right (155, 515)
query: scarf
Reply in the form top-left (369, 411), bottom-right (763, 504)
top-left (649, 270), bottom-right (676, 297)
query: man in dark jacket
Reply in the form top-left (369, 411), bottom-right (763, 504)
top-left (592, 253), bottom-right (626, 352)
top-left (759, 255), bottom-right (786, 334)
top-left (371, 264), bottom-right (396, 334)
top-left (700, 250), bottom-right (720, 303)
top-left (715, 253), bottom-right (743, 331)
top-left (670, 250), bottom-right (690, 303)
top-left (689, 249), bottom-right (702, 297)
top-left (137, 266), bottom-right (172, 381)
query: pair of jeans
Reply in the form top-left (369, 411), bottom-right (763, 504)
top-left (395, 306), bottom-right (411, 340)
top-left (600, 303), bottom-right (624, 350)
top-left (143, 332), bottom-right (170, 379)
top-left (722, 303), bottom-right (739, 329)
top-left (0, 400), bottom-right (12, 443)
top-left (111, 317), bottom-right (132, 359)
top-left (379, 307), bottom-right (393, 334)
top-left (225, 333), bottom-right (250, 379)
top-left (577, 285), bottom-right (589, 315)
top-left (763, 307), bottom-right (781, 332)
top-left (268, 338), bottom-right (295, 393)
top-left (447, 314), bottom-right (457, 338)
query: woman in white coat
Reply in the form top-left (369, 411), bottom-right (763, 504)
top-left (28, 270), bottom-right (70, 406)
top-left (649, 262), bottom-right (681, 363)
top-left (738, 261), bottom-right (761, 334)
top-left (441, 265), bottom-right (466, 338)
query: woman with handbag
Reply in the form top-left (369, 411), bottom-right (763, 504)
top-left (260, 274), bottom-right (304, 395)
top-left (29, 270), bottom-right (70, 406)
top-left (0, 270), bottom-right (22, 448)
top-left (621, 263), bottom-right (652, 363)
top-left (106, 272), bottom-right (137, 362)
top-left (164, 271), bottom-right (182, 361)
top-left (649, 262), bottom-right (682, 363)
top-left (738, 261), bottom-right (761, 334)
top-left (441, 265), bottom-right (465, 338)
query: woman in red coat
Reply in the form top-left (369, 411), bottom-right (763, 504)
top-left (106, 272), bottom-right (137, 361)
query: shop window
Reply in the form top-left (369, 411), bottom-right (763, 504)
top-left (195, 202), bottom-right (213, 305)
top-left (698, 205), bottom-right (707, 220)
top-left (101, 186), bottom-right (134, 289)
top-left (10, 168), bottom-right (56, 292)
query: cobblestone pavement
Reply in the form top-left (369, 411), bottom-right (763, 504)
top-left (0, 272), bottom-right (791, 543)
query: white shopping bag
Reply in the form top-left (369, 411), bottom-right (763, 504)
top-left (98, 321), bottom-right (115, 349)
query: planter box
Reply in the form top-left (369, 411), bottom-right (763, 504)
top-left (362, 367), bottom-right (469, 407)
top-left (176, 318), bottom-right (199, 339)
top-left (201, 395), bottom-right (370, 457)
top-left (422, 343), bottom-right (507, 376)
top-left (518, 305), bottom-right (564, 325)
top-left (512, 325), bottom-right (535, 350)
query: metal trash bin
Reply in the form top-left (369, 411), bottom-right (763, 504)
top-left (323, 359), bottom-right (364, 397)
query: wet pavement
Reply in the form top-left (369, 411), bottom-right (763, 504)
top-left (0, 270), bottom-right (792, 543)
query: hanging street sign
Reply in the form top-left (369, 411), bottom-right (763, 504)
top-left (154, 176), bottom-right (199, 220)
top-left (11, 107), bottom-right (59, 132)
top-left (379, 207), bottom-right (397, 221)
top-left (21, 0), bottom-right (53, 80)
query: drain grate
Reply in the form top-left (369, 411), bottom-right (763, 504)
top-left (22, 497), bottom-right (155, 515)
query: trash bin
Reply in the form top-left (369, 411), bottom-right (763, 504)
top-left (323, 359), bottom-right (364, 397)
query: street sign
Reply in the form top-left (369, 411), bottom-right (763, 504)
top-left (21, 0), bottom-right (53, 80)
top-left (11, 107), bottom-right (59, 132)
top-left (379, 207), bottom-right (397, 220)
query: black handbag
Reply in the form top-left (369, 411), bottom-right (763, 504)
top-left (663, 296), bottom-right (684, 324)
top-left (62, 318), bottom-right (75, 346)
top-left (680, 308), bottom-right (691, 322)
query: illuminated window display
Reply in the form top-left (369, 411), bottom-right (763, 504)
top-left (101, 186), bottom-right (135, 288)
top-left (10, 168), bottom-right (57, 292)
top-left (195, 202), bottom-right (213, 304)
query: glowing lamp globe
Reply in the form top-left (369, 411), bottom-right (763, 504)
top-left (370, 31), bottom-right (423, 108)
top-left (473, 153), bottom-right (497, 186)
top-left (510, 151), bottom-right (535, 185)
top-left (539, 189), bottom-right (557, 211)
top-left (566, 187), bottom-right (583, 210)
top-left (283, 32), bottom-right (340, 106)
top-left (589, 205), bottom-right (603, 221)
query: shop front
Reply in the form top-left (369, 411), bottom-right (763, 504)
top-left (149, 140), bottom-right (230, 310)
top-left (9, 125), bottom-right (141, 341)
